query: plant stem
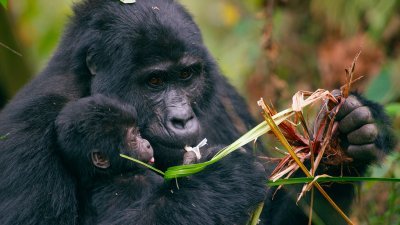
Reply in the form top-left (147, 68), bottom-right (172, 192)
top-left (120, 154), bottom-right (165, 176)
top-left (248, 202), bottom-right (265, 225)
top-left (308, 187), bottom-right (314, 225)
top-left (267, 177), bottom-right (400, 186)
top-left (261, 107), bottom-right (354, 225)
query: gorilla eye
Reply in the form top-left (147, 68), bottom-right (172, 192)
top-left (148, 77), bottom-right (164, 87)
top-left (179, 69), bottom-right (192, 80)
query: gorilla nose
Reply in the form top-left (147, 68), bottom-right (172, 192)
top-left (167, 112), bottom-right (200, 137)
top-left (171, 116), bottom-right (193, 129)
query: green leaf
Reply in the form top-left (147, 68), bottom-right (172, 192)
top-left (120, 154), bottom-right (165, 176)
top-left (365, 67), bottom-right (397, 104)
top-left (0, 0), bottom-right (6, 8)
top-left (164, 108), bottom-right (295, 179)
top-left (386, 103), bottom-right (400, 117)
top-left (0, 133), bottom-right (9, 140)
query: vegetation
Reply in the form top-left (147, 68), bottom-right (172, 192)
top-left (1, 0), bottom-right (399, 224)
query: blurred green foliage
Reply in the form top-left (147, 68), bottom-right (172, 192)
top-left (0, 0), bottom-right (6, 8)
top-left (7, 0), bottom-right (71, 72)
top-left (310, 0), bottom-right (398, 39)
top-left (0, 0), bottom-right (399, 224)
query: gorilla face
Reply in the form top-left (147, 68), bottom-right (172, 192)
top-left (71, 0), bottom-right (218, 168)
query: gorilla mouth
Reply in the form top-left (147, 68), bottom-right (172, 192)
top-left (142, 123), bottom-right (201, 149)
top-left (150, 141), bottom-right (187, 170)
top-left (148, 135), bottom-right (197, 150)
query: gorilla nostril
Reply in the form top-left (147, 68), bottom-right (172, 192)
top-left (166, 114), bottom-right (200, 141)
top-left (171, 118), bottom-right (186, 129)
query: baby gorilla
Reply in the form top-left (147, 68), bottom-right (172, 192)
top-left (55, 94), bottom-right (154, 175)
top-left (55, 95), bottom-right (163, 224)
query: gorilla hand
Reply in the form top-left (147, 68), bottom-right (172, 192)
top-left (336, 93), bottom-right (397, 165)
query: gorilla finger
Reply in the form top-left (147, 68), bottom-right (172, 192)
top-left (336, 95), bottom-right (363, 120)
top-left (183, 151), bottom-right (197, 165)
top-left (346, 144), bottom-right (383, 162)
top-left (347, 124), bottom-right (378, 145)
top-left (338, 106), bottom-right (374, 134)
top-left (238, 147), bottom-right (247, 153)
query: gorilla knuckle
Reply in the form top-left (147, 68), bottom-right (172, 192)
top-left (354, 106), bottom-right (373, 123)
top-left (348, 124), bottom-right (378, 144)
top-left (347, 143), bottom-right (381, 162)
top-left (362, 124), bottom-right (378, 140)
top-left (344, 95), bottom-right (363, 110)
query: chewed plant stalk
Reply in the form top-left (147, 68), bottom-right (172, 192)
top-left (258, 94), bottom-right (354, 225)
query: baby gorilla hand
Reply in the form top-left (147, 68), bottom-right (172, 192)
top-left (336, 93), bottom-right (397, 164)
top-left (56, 94), bottom-right (137, 146)
top-left (183, 151), bottom-right (197, 165)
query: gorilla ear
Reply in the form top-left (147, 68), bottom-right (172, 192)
top-left (86, 52), bottom-right (97, 76)
top-left (91, 151), bottom-right (110, 169)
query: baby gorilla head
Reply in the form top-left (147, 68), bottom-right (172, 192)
top-left (55, 95), bottom-right (154, 181)
top-left (91, 126), bottom-right (154, 170)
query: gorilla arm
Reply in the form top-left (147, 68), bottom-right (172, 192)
top-left (96, 150), bottom-right (267, 225)
top-left (0, 94), bottom-right (78, 225)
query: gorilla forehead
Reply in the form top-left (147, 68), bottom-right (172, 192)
top-left (73, 0), bottom-right (201, 44)
top-left (71, 0), bottom-right (207, 70)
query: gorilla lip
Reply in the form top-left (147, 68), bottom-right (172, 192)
top-left (143, 131), bottom-right (199, 150)
top-left (149, 157), bottom-right (155, 164)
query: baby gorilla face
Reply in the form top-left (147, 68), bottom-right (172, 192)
top-left (125, 127), bottom-right (154, 163)
top-left (91, 126), bottom-right (154, 170)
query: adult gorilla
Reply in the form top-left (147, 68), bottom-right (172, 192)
top-left (0, 0), bottom-right (396, 225)
top-left (0, 1), bottom-right (265, 224)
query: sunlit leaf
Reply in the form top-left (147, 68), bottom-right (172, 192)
top-left (0, 0), bottom-right (7, 8)
top-left (222, 3), bottom-right (240, 27)
top-left (164, 108), bottom-right (295, 179)
top-left (386, 103), bottom-right (400, 117)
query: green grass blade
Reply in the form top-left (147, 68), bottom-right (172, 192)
top-left (248, 202), bottom-right (264, 225)
top-left (267, 177), bottom-right (400, 186)
top-left (120, 108), bottom-right (294, 179)
top-left (0, 133), bottom-right (9, 140)
top-left (0, 0), bottom-right (6, 8)
top-left (164, 109), bottom-right (295, 179)
top-left (120, 154), bottom-right (165, 176)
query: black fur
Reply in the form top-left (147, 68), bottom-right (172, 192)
top-left (54, 96), bottom-right (266, 225)
top-left (352, 93), bottom-right (397, 157)
top-left (261, 93), bottom-right (397, 225)
top-left (55, 95), bottom-right (148, 180)
top-left (0, 0), bottom-right (396, 224)
top-left (93, 150), bottom-right (266, 225)
top-left (0, 1), bottom-right (265, 224)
